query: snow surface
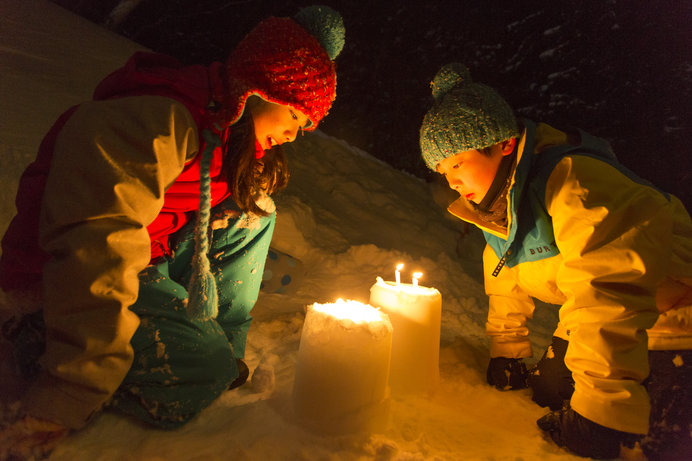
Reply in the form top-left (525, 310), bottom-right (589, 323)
top-left (0, 1), bottom-right (586, 460)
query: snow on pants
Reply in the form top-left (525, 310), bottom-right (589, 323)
top-left (109, 199), bottom-right (276, 429)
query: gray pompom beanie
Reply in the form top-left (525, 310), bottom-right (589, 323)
top-left (419, 63), bottom-right (520, 170)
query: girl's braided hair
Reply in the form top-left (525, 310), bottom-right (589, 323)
top-left (222, 111), bottom-right (288, 216)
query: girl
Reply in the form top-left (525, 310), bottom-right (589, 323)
top-left (0, 5), bottom-right (344, 458)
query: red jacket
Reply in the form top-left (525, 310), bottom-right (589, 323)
top-left (0, 52), bottom-right (260, 290)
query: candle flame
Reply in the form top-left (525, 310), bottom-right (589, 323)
top-left (396, 263), bottom-right (404, 271)
top-left (312, 299), bottom-right (385, 324)
top-left (412, 272), bottom-right (423, 288)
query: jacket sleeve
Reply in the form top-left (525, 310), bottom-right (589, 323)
top-left (546, 155), bottom-right (665, 434)
top-left (483, 244), bottom-right (535, 359)
top-left (22, 96), bottom-right (199, 429)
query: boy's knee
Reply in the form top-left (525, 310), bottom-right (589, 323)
top-left (527, 336), bottom-right (574, 410)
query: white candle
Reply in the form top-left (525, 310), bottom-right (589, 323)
top-left (293, 299), bottom-right (393, 434)
top-left (369, 276), bottom-right (441, 394)
top-left (412, 271), bottom-right (422, 288)
top-left (395, 263), bottom-right (404, 286)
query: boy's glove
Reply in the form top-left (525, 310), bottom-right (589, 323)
top-left (486, 357), bottom-right (528, 390)
top-left (527, 336), bottom-right (574, 410)
top-left (537, 407), bottom-right (641, 459)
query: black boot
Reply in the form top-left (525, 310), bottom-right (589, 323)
top-left (229, 359), bottom-right (249, 390)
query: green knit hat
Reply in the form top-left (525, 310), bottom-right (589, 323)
top-left (419, 63), bottom-right (520, 170)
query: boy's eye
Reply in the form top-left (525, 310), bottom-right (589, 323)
top-left (290, 110), bottom-right (298, 120)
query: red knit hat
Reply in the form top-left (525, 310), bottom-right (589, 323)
top-left (223, 8), bottom-right (342, 131)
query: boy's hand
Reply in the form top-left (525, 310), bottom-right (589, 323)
top-left (537, 407), bottom-right (641, 459)
top-left (0, 414), bottom-right (69, 460)
top-left (486, 357), bottom-right (528, 390)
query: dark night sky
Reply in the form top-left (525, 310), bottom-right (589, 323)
top-left (52, 0), bottom-right (692, 209)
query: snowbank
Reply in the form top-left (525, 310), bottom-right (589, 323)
top-left (0, 2), bottom-right (580, 460)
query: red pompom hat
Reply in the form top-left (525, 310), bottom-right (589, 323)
top-left (221, 6), bottom-right (344, 131)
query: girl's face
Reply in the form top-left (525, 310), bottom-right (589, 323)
top-left (247, 97), bottom-right (310, 151)
top-left (436, 139), bottom-right (516, 204)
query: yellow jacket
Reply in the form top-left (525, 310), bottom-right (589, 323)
top-left (448, 121), bottom-right (692, 434)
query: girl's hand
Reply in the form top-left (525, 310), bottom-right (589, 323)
top-left (0, 415), bottom-right (69, 460)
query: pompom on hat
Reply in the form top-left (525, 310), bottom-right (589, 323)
top-left (420, 63), bottom-right (520, 170)
top-left (222, 5), bottom-right (344, 130)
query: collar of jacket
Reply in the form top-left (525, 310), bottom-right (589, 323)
top-left (447, 119), bottom-right (574, 242)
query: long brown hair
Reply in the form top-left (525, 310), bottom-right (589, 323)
top-left (221, 112), bottom-right (289, 216)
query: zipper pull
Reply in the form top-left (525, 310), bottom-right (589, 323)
top-left (492, 249), bottom-right (511, 277)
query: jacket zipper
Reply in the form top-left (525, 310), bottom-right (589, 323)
top-left (492, 248), bottom-right (511, 277)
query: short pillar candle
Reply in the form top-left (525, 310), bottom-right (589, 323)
top-left (369, 276), bottom-right (441, 394)
top-left (293, 299), bottom-right (393, 434)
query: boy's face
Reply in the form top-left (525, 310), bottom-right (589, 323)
top-left (247, 97), bottom-right (310, 151)
top-left (436, 139), bottom-right (516, 204)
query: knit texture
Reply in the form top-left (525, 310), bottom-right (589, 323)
top-left (223, 7), bottom-right (343, 131)
top-left (187, 129), bottom-right (220, 320)
top-left (420, 62), bottom-right (520, 170)
top-left (188, 6), bottom-right (344, 319)
top-left (294, 5), bottom-right (345, 60)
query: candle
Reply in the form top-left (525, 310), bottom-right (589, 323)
top-left (293, 299), bottom-right (393, 434)
top-left (395, 263), bottom-right (403, 286)
top-left (412, 271), bottom-right (422, 288)
top-left (369, 276), bottom-right (441, 394)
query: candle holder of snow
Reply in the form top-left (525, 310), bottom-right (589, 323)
top-left (292, 299), bottom-right (393, 434)
top-left (369, 275), bottom-right (441, 394)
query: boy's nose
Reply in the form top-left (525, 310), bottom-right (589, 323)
top-left (447, 178), bottom-right (462, 190)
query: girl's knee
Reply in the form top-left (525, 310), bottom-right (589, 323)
top-left (160, 323), bottom-right (238, 386)
top-left (115, 330), bottom-right (238, 428)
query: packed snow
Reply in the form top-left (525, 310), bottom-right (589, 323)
top-left (0, 1), bottom-right (588, 460)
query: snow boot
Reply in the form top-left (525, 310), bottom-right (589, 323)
top-left (229, 359), bottom-right (249, 390)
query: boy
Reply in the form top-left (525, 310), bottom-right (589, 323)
top-left (419, 63), bottom-right (692, 460)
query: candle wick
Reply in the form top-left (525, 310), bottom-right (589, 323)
top-left (412, 272), bottom-right (423, 288)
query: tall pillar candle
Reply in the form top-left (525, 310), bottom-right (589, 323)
top-left (293, 299), bottom-right (393, 434)
top-left (369, 276), bottom-right (441, 394)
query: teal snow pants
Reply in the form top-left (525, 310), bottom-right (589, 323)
top-left (109, 199), bottom-right (275, 428)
